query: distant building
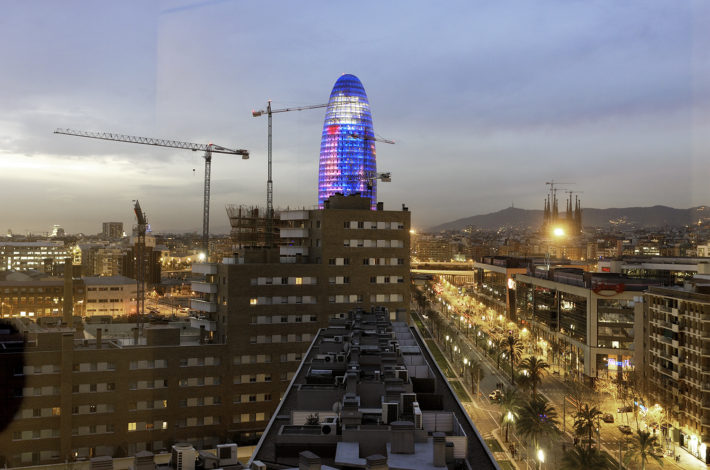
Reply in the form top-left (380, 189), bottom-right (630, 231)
top-left (249, 308), bottom-right (498, 469)
top-left (83, 276), bottom-right (137, 317)
top-left (318, 74), bottom-right (378, 209)
top-left (0, 271), bottom-right (84, 318)
top-left (102, 222), bottom-right (124, 239)
top-left (0, 241), bottom-right (69, 272)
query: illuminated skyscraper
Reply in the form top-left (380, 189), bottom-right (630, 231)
top-left (318, 74), bottom-right (377, 209)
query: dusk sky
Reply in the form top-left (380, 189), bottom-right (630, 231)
top-left (1, 1), bottom-right (708, 235)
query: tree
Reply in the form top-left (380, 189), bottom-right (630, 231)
top-left (467, 358), bottom-right (485, 396)
top-left (515, 393), bottom-right (560, 465)
top-left (412, 286), bottom-right (427, 313)
top-left (623, 430), bottom-right (664, 470)
top-left (506, 334), bottom-right (523, 384)
top-left (561, 445), bottom-right (615, 470)
top-left (305, 413), bottom-right (320, 425)
top-left (498, 387), bottom-right (521, 442)
top-left (518, 356), bottom-right (550, 396)
top-left (573, 404), bottom-right (603, 449)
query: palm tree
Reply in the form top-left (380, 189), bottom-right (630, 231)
top-left (506, 334), bottom-right (523, 384)
top-left (561, 444), bottom-right (615, 470)
top-left (515, 394), bottom-right (560, 467)
top-left (467, 358), bottom-right (485, 396)
top-left (573, 404), bottom-right (603, 450)
top-left (498, 387), bottom-right (521, 442)
top-left (518, 356), bottom-right (550, 396)
top-left (623, 430), bottom-right (663, 470)
top-left (493, 336), bottom-right (507, 369)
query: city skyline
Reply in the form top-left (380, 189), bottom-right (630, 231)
top-left (1, 1), bottom-right (709, 234)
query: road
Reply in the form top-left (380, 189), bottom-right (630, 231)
top-left (417, 285), bottom-right (707, 470)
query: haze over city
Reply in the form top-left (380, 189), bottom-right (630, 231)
top-left (1, 0), bottom-right (708, 234)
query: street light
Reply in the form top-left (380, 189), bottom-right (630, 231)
top-left (537, 448), bottom-right (545, 466)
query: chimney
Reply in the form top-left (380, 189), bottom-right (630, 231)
top-left (433, 432), bottom-right (446, 467)
top-left (199, 325), bottom-right (206, 344)
top-left (390, 421), bottom-right (415, 454)
top-left (96, 328), bottom-right (102, 349)
top-left (365, 454), bottom-right (388, 470)
top-left (62, 257), bottom-right (73, 325)
top-left (298, 451), bottom-right (321, 470)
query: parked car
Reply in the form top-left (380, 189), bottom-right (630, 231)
top-left (602, 413), bottom-right (614, 423)
top-left (489, 390), bottom-right (503, 401)
top-left (618, 425), bottom-right (633, 435)
top-left (617, 405), bottom-right (634, 413)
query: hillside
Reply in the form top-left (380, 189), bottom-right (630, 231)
top-left (427, 205), bottom-right (709, 232)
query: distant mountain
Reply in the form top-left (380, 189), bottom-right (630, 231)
top-left (427, 205), bottom-right (710, 232)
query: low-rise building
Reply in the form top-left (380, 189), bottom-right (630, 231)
top-left (83, 276), bottom-right (137, 317)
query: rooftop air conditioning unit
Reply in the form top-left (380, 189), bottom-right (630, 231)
top-left (413, 402), bottom-right (423, 429)
top-left (252, 461), bottom-right (266, 470)
top-left (401, 393), bottom-right (417, 416)
top-left (334, 336), bottom-right (344, 343)
top-left (336, 353), bottom-right (346, 362)
top-left (171, 444), bottom-right (196, 470)
top-left (216, 444), bottom-right (237, 466)
top-left (315, 354), bottom-right (332, 362)
top-left (320, 422), bottom-right (334, 435)
top-left (382, 402), bottom-right (399, 425)
top-left (395, 368), bottom-right (409, 382)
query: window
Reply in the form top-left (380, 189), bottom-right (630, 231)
top-left (128, 422), bottom-right (137, 432)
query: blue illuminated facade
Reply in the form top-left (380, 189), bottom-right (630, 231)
top-left (318, 74), bottom-right (377, 209)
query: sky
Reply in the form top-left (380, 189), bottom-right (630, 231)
top-left (1, 0), bottom-right (709, 234)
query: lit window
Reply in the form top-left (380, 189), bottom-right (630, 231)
top-left (128, 422), bottom-right (136, 432)
top-left (250, 298), bottom-right (258, 305)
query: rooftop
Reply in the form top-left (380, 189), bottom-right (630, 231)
top-left (250, 308), bottom-right (498, 470)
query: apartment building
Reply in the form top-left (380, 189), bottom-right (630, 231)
top-left (646, 285), bottom-right (710, 464)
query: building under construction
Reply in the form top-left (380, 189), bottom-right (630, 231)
top-left (226, 205), bottom-right (281, 250)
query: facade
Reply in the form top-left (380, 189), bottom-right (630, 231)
top-left (645, 285), bottom-right (710, 464)
top-left (191, 195), bottom-right (411, 441)
top-left (514, 268), bottom-right (655, 381)
top-left (318, 74), bottom-right (377, 209)
top-left (249, 308), bottom-right (498, 469)
top-left (83, 276), bottom-right (137, 317)
top-left (0, 241), bottom-right (69, 272)
top-left (102, 222), bottom-right (123, 239)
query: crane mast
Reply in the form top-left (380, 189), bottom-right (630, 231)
top-left (252, 101), bottom-right (330, 247)
top-left (54, 128), bottom-right (248, 257)
top-left (133, 200), bottom-right (147, 333)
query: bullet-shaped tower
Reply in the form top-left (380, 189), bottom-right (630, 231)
top-left (318, 74), bottom-right (377, 209)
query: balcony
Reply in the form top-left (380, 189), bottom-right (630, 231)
top-left (192, 263), bottom-right (217, 275)
top-left (191, 281), bottom-right (217, 294)
top-left (280, 246), bottom-right (308, 257)
top-left (280, 210), bottom-right (309, 221)
top-left (189, 317), bottom-right (217, 332)
top-left (190, 299), bottom-right (217, 313)
top-left (280, 228), bottom-right (309, 238)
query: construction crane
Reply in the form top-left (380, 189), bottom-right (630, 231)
top-left (252, 101), bottom-right (330, 247)
top-left (54, 128), bottom-right (249, 257)
top-left (133, 200), bottom-right (147, 331)
top-left (346, 171), bottom-right (393, 191)
top-left (348, 133), bottom-right (395, 145)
